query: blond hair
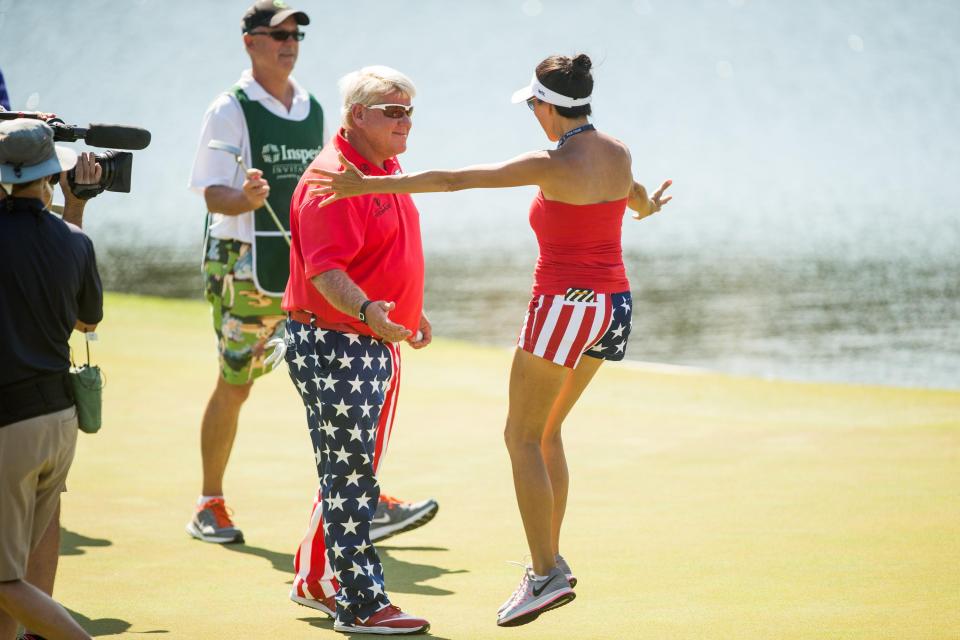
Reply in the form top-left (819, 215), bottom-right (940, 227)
top-left (339, 65), bottom-right (417, 128)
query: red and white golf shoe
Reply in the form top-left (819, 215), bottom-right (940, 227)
top-left (334, 604), bottom-right (430, 635)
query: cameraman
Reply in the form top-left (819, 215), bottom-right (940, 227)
top-left (0, 119), bottom-right (101, 640)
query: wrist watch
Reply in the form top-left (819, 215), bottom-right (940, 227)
top-left (358, 300), bottom-right (373, 324)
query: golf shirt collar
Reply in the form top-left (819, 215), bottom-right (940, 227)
top-left (236, 69), bottom-right (309, 113)
top-left (333, 128), bottom-right (401, 177)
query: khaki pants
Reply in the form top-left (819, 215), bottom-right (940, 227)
top-left (0, 406), bottom-right (77, 582)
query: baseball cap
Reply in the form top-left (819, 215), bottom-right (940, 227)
top-left (242, 0), bottom-right (309, 32)
top-left (0, 119), bottom-right (77, 184)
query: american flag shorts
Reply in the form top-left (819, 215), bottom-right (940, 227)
top-left (517, 290), bottom-right (632, 369)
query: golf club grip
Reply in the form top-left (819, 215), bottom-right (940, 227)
top-left (233, 156), bottom-right (289, 245)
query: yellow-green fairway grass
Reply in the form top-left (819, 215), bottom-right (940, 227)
top-left (57, 293), bottom-right (959, 639)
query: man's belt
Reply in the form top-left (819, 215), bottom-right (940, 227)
top-left (0, 371), bottom-right (75, 428)
top-left (287, 310), bottom-right (367, 336)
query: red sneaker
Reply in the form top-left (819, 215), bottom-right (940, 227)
top-left (290, 590), bottom-right (336, 618)
top-left (334, 604), bottom-right (430, 635)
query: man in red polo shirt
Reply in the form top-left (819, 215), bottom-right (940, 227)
top-left (280, 66), bottom-right (431, 635)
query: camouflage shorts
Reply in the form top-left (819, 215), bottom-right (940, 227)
top-left (203, 237), bottom-right (285, 385)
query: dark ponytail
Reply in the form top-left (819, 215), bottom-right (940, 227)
top-left (535, 53), bottom-right (593, 118)
top-left (571, 54), bottom-right (592, 73)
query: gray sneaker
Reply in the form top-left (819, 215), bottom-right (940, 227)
top-left (556, 554), bottom-right (577, 587)
top-left (496, 566), bottom-right (575, 627)
top-left (369, 495), bottom-right (438, 543)
top-left (185, 498), bottom-right (244, 544)
top-left (497, 557), bottom-right (574, 615)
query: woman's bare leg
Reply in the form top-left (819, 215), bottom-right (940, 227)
top-left (503, 348), bottom-right (572, 576)
top-left (541, 356), bottom-right (603, 555)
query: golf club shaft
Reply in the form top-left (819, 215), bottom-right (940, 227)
top-left (238, 157), bottom-right (291, 247)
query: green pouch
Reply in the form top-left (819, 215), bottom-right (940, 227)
top-left (70, 333), bottom-right (104, 434)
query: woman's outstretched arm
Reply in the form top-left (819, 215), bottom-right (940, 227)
top-left (306, 150), bottom-right (551, 206)
top-left (628, 179), bottom-right (673, 220)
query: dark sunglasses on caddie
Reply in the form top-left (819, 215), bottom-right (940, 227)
top-left (247, 29), bottom-right (305, 42)
top-left (48, 172), bottom-right (60, 185)
top-left (526, 97), bottom-right (538, 111)
top-left (365, 104), bottom-right (414, 119)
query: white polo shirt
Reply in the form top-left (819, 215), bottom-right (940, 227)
top-left (188, 69), bottom-right (321, 243)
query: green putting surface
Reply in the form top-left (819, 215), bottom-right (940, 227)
top-left (57, 293), bottom-right (960, 638)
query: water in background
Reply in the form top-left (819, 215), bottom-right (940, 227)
top-left (3, 0), bottom-right (958, 388)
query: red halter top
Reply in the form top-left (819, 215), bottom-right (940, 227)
top-left (528, 190), bottom-right (630, 296)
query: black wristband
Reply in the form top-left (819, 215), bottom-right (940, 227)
top-left (358, 300), bottom-right (373, 324)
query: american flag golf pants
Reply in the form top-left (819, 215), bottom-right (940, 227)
top-left (284, 318), bottom-right (401, 623)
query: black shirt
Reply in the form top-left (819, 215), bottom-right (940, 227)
top-left (0, 197), bottom-right (103, 387)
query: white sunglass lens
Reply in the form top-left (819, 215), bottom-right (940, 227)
top-left (368, 104), bottom-right (412, 118)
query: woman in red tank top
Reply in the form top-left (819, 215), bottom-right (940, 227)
top-left (307, 53), bottom-right (672, 627)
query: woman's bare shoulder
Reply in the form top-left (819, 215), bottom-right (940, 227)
top-left (598, 132), bottom-right (632, 159)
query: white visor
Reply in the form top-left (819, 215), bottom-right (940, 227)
top-left (510, 75), bottom-right (592, 108)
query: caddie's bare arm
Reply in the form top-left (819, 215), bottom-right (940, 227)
top-left (204, 168), bottom-right (270, 215)
top-left (311, 269), bottom-right (412, 343)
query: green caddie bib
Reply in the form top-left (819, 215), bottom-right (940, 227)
top-left (232, 86), bottom-right (324, 296)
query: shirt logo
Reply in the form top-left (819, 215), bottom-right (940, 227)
top-left (261, 144), bottom-right (320, 165)
top-left (371, 196), bottom-right (392, 217)
top-left (262, 144), bottom-right (281, 163)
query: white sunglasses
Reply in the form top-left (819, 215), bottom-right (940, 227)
top-left (363, 103), bottom-right (414, 119)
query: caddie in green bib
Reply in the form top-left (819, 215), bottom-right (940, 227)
top-left (233, 86), bottom-right (324, 295)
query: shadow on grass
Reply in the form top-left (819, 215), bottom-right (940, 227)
top-left (298, 615), bottom-right (455, 640)
top-left (220, 543), bottom-right (466, 596)
top-left (221, 541), bottom-right (294, 575)
top-left (231, 542), bottom-right (464, 637)
top-left (378, 545), bottom-right (467, 596)
top-left (67, 608), bottom-right (168, 636)
top-left (60, 528), bottom-right (112, 556)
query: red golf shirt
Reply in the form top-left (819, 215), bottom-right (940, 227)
top-left (282, 130), bottom-right (424, 337)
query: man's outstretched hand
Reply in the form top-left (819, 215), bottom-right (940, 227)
top-left (366, 300), bottom-right (412, 343)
